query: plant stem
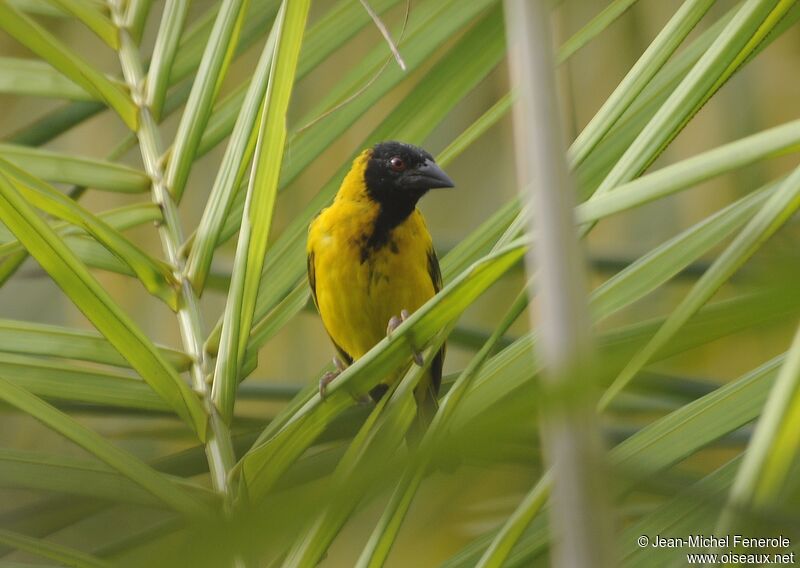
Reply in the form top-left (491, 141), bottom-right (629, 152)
top-left (110, 1), bottom-right (236, 497)
top-left (504, 0), bottom-right (614, 567)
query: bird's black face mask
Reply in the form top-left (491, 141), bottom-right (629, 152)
top-left (364, 141), bottom-right (455, 211)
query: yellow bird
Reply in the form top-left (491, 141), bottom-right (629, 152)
top-left (307, 141), bottom-right (454, 423)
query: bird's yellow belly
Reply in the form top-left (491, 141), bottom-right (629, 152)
top-left (313, 234), bottom-right (435, 360)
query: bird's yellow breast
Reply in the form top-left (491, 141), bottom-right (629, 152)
top-left (308, 197), bottom-right (436, 360)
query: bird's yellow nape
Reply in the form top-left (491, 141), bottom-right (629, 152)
top-left (333, 149), bottom-right (373, 203)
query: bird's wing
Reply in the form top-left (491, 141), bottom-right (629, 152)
top-left (307, 250), bottom-right (319, 309)
top-left (427, 246), bottom-right (443, 293)
top-left (307, 249), bottom-right (354, 366)
top-left (408, 245), bottom-right (446, 443)
top-left (426, 246), bottom-right (444, 394)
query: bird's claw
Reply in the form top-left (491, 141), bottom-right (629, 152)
top-left (387, 309), bottom-right (412, 337)
top-left (386, 315), bottom-right (402, 337)
top-left (386, 309), bottom-right (424, 366)
top-left (319, 370), bottom-right (339, 399)
top-left (319, 356), bottom-right (348, 399)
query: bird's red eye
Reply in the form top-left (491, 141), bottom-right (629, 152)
top-left (390, 157), bottom-right (406, 171)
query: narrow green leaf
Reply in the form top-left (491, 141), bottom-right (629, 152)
top-left (5, 2), bottom-right (277, 224)
top-left (0, 171), bottom-right (207, 440)
top-left (573, 4), bottom-right (732, 192)
top-left (591, 0), bottom-right (786, 201)
top-left (576, 119), bottom-right (800, 224)
top-left (0, 250), bottom-right (27, 286)
top-left (7, 0), bottom-right (257, 147)
top-left (720, 322), bottom-right (800, 527)
top-left (213, 0), bottom-right (311, 422)
top-left (709, 1), bottom-right (797, 100)
top-left (187, 0), bottom-right (525, 180)
top-left (8, 0), bottom-right (68, 16)
top-left (568, 0), bottom-right (715, 167)
top-left (0, 161), bottom-right (178, 308)
top-left (185, 20), bottom-right (280, 293)
top-left (45, 0), bottom-right (119, 48)
top-left (242, 282), bottom-right (310, 372)
top-left (169, 1), bottom-right (278, 87)
top-left (0, 3), bottom-right (137, 129)
top-left (0, 376), bottom-right (208, 517)
top-left (612, 354), bottom-right (784, 487)
top-left (60, 234), bottom-right (133, 275)
top-left (0, 144), bottom-right (150, 193)
top-left (0, 528), bottom-right (112, 568)
top-left (124, 0), bottom-right (152, 43)
top-left (0, 353), bottom-right (169, 411)
top-left (620, 458), bottom-right (741, 567)
top-left (0, 203), bottom-right (162, 258)
top-left (601, 161), bottom-right (800, 409)
top-left (164, 0), bottom-right (249, 201)
top-left (557, 0), bottom-right (643, 63)
top-left (8, 101), bottom-right (104, 147)
top-left (0, 57), bottom-right (94, 101)
top-left (145, 0), bottom-right (190, 120)
top-left (0, 448), bottom-right (214, 507)
top-left (0, 319), bottom-right (191, 371)
top-left (437, 93), bottom-right (514, 167)
top-left (589, 185), bottom-right (774, 322)
top-left (475, 474), bottom-right (552, 568)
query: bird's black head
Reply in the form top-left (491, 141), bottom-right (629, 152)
top-left (364, 141), bottom-right (454, 209)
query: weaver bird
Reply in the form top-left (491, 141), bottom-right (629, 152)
top-left (307, 141), bottom-right (454, 422)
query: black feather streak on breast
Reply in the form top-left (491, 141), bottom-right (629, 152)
top-left (360, 201), bottom-right (414, 263)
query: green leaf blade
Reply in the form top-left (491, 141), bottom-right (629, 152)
top-left (185, 20), bottom-right (280, 294)
top-left (0, 57), bottom-right (95, 101)
top-left (212, 0), bottom-right (311, 422)
top-left (601, 162), bottom-right (800, 409)
top-left (45, 0), bottom-right (119, 49)
top-left (145, 0), bottom-right (190, 120)
top-left (0, 144), bottom-right (150, 194)
top-left (0, 528), bottom-right (113, 568)
top-left (0, 3), bottom-right (137, 129)
top-left (0, 171), bottom-right (207, 440)
top-left (164, 0), bottom-right (249, 201)
top-left (0, 319), bottom-right (191, 371)
top-left (0, 161), bottom-right (178, 308)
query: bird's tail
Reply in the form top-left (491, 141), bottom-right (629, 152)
top-left (406, 380), bottom-right (439, 446)
top-left (406, 345), bottom-right (444, 446)
top-left (369, 347), bottom-right (444, 446)
top-left (367, 373), bottom-right (436, 445)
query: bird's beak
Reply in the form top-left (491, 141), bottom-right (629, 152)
top-left (410, 159), bottom-right (455, 190)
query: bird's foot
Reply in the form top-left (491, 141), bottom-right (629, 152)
top-left (319, 356), bottom-right (348, 399)
top-left (386, 309), bottom-right (423, 366)
top-left (386, 308), bottom-right (410, 337)
top-left (319, 371), bottom-right (338, 399)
